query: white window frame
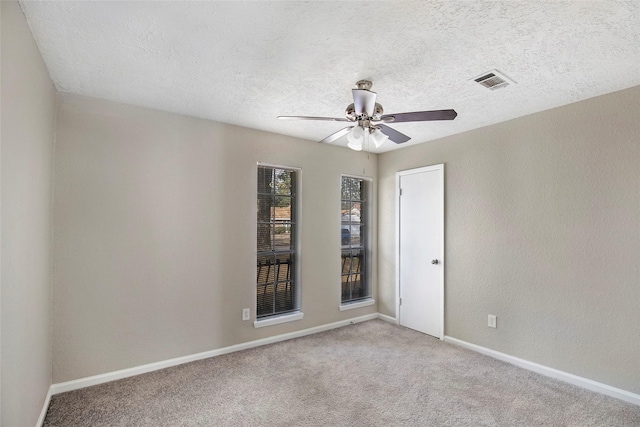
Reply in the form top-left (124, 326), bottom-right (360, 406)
top-left (254, 163), bottom-right (303, 328)
top-left (339, 174), bottom-right (374, 309)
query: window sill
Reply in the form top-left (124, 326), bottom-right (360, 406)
top-left (339, 299), bottom-right (375, 311)
top-left (254, 312), bottom-right (304, 328)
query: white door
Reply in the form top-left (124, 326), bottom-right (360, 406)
top-left (397, 165), bottom-right (444, 339)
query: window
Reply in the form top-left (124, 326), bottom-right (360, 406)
top-left (341, 176), bottom-right (370, 304)
top-left (256, 166), bottom-right (299, 319)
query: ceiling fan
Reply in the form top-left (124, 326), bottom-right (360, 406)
top-left (277, 80), bottom-right (457, 151)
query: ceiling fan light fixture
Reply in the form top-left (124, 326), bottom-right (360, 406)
top-left (347, 125), bottom-right (363, 144)
top-left (370, 128), bottom-right (389, 148)
top-left (347, 125), bottom-right (364, 150)
top-left (347, 140), bottom-right (364, 151)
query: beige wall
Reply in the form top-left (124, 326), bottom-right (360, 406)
top-left (3, 0), bottom-right (637, 408)
top-left (378, 86), bottom-right (640, 394)
top-left (1, 1), bottom-right (57, 425)
top-left (53, 93), bottom-right (377, 382)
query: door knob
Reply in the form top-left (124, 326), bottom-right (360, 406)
top-left (431, 259), bottom-right (439, 264)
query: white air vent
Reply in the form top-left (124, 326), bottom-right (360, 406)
top-left (471, 69), bottom-right (515, 90)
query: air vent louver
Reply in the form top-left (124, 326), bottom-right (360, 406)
top-left (471, 70), bottom-right (515, 91)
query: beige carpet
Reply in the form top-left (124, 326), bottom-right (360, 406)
top-left (44, 320), bottom-right (640, 426)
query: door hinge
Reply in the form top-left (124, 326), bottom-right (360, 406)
top-left (399, 188), bottom-right (403, 196)
top-left (399, 297), bottom-right (402, 305)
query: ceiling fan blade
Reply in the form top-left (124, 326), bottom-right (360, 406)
top-left (319, 126), bottom-right (354, 144)
top-left (352, 89), bottom-right (377, 116)
top-left (381, 109), bottom-right (457, 123)
top-left (378, 124), bottom-right (411, 144)
top-left (277, 116), bottom-right (350, 122)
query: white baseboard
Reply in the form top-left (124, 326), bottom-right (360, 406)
top-left (444, 336), bottom-right (640, 407)
top-left (376, 313), bottom-right (397, 324)
top-left (36, 385), bottom-right (53, 427)
top-left (51, 313), bottom-right (378, 395)
top-left (43, 316), bottom-right (638, 418)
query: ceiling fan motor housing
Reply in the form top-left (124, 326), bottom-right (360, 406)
top-left (372, 103), bottom-right (383, 120)
top-left (345, 102), bottom-right (383, 123)
top-left (345, 103), bottom-right (356, 121)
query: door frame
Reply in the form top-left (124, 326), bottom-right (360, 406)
top-left (395, 164), bottom-right (445, 340)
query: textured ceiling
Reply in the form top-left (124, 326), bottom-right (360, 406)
top-left (19, 1), bottom-right (640, 153)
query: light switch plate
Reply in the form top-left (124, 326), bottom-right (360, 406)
top-left (488, 314), bottom-right (497, 328)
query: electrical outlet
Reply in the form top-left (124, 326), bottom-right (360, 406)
top-left (488, 314), bottom-right (497, 328)
top-left (242, 308), bottom-right (250, 321)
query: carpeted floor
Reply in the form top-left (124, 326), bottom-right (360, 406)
top-left (44, 319), bottom-right (640, 426)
